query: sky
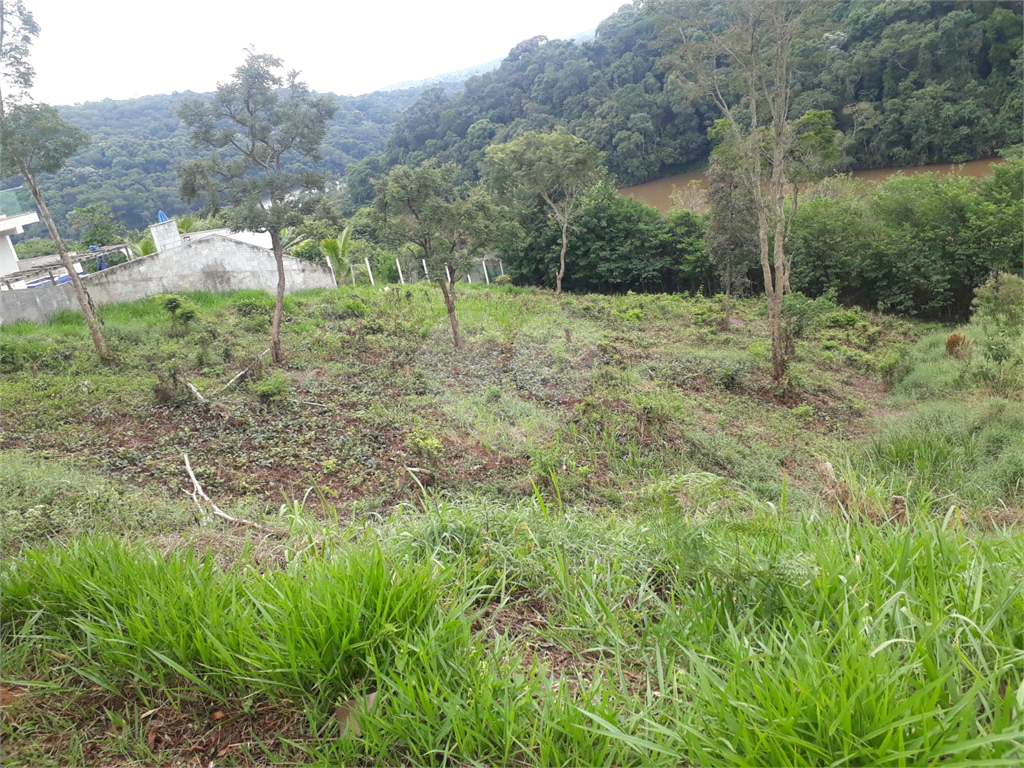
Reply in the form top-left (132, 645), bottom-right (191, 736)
top-left (32, 0), bottom-right (631, 106)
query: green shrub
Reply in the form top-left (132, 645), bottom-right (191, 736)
top-left (878, 349), bottom-right (912, 387)
top-left (781, 291), bottom-right (839, 338)
top-left (822, 310), bottom-right (859, 328)
top-left (232, 293), bottom-right (275, 317)
top-left (972, 272), bottom-right (1024, 331)
top-left (340, 298), bottom-right (368, 318)
top-left (253, 371), bottom-right (289, 402)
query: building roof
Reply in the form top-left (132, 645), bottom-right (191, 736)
top-left (0, 212), bottom-right (40, 235)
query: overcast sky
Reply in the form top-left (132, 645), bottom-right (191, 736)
top-left (32, 0), bottom-right (631, 105)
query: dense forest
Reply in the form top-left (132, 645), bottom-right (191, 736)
top-left (346, 0), bottom-right (1023, 205)
top-left (2, 0), bottom-right (1020, 236)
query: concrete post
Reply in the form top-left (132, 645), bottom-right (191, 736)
top-left (422, 259), bottom-right (429, 280)
top-left (365, 257), bottom-right (375, 286)
top-left (445, 264), bottom-right (452, 284)
top-left (396, 258), bottom-right (405, 284)
top-left (482, 259), bottom-right (490, 284)
top-left (149, 219), bottom-right (182, 253)
top-left (499, 260), bottom-right (505, 276)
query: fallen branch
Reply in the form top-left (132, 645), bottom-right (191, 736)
top-left (174, 372), bottom-right (207, 404)
top-left (288, 398), bottom-right (331, 409)
top-left (216, 348), bottom-right (271, 395)
top-left (183, 453), bottom-right (287, 536)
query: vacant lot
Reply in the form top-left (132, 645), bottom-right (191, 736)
top-left (2, 285), bottom-right (1021, 766)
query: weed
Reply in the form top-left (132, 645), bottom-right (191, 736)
top-left (253, 371), bottom-right (289, 402)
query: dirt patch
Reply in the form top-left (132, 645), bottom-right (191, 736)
top-left (0, 683), bottom-right (309, 768)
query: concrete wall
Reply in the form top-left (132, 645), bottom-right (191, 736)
top-left (0, 234), bottom-right (335, 325)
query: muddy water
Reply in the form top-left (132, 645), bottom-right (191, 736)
top-left (618, 157), bottom-right (1004, 213)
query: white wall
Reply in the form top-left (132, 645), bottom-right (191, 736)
top-left (0, 234), bottom-right (335, 324)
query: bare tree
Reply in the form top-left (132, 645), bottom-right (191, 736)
top-left (656, 0), bottom-right (839, 380)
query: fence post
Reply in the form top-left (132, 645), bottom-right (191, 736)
top-left (396, 258), bottom-right (405, 284)
top-left (499, 260), bottom-right (505, 276)
top-left (422, 259), bottom-right (429, 280)
top-left (350, 263), bottom-right (356, 285)
top-left (482, 259), bottom-right (490, 284)
top-left (365, 257), bottom-right (375, 286)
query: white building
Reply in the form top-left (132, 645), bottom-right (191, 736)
top-left (0, 211), bottom-right (41, 278)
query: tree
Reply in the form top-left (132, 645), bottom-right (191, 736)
top-left (702, 158), bottom-right (758, 326)
top-left (176, 51), bottom-right (337, 364)
top-left (657, 0), bottom-right (839, 380)
top-left (68, 202), bottom-right (125, 247)
top-left (372, 162), bottom-right (509, 348)
top-left (484, 130), bottom-right (605, 296)
top-left (1, 1), bottom-right (111, 361)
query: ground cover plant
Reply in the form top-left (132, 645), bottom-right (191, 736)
top-left (1, 284), bottom-right (1021, 766)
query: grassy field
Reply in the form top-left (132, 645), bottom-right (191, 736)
top-left (1, 284), bottom-right (1021, 766)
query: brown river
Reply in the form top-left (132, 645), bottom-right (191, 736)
top-left (618, 157), bottom-right (1004, 213)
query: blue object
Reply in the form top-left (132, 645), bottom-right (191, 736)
top-left (157, 211), bottom-right (169, 222)
top-left (97, 255), bottom-right (107, 270)
top-left (89, 245), bottom-right (99, 251)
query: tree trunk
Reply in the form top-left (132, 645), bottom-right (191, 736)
top-left (555, 220), bottom-right (568, 296)
top-left (438, 275), bottom-right (461, 349)
top-left (269, 228), bottom-right (286, 364)
top-left (755, 202), bottom-right (787, 382)
top-left (22, 164), bottom-right (111, 362)
top-left (723, 263), bottom-right (732, 328)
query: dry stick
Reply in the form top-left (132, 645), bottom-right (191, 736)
top-left (216, 348), bottom-right (272, 395)
top-left (174, 372), bottom-right (207, 404)
top-left (183, 453), bottom-right (287, 536)
top-left (288, 398), bottom-right (331, 409)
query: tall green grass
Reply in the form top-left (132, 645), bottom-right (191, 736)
top-left (3, 493), bottom-right (1020, 766)
top-left (1, 537), bottom-right (454, 711)
top-left (858, 400), bottom-right (1023, 511)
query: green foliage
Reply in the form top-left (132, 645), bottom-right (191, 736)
top-left (372, 161), bottom-right (510, 284)
top-left (176, 52), bottom-right (338, 241)
top-left (704, 160), bottom-right (757, 300)
top-left (252, 371), bottom-right (289, 402)
top-left (972, 272), bottom-right (1024, 332)
top-left (67, 202), bottom-right (125, 246)
top-left (791, 160), bottom-right (1024, 320)
top-left (0, 103), bottom-right (88, 179)
top-left (781, 291), bottom-right (841, 339)
top-left (11, 236), bottom-right (53, 258)
top-left (501, 185), bottom-right (710, 293)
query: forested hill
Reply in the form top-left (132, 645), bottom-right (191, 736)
top-left (4, 86), bottom-right (430, 232)
top-left (5, 0), bottom-right (1021, 234)
top-left (346, 0), bottom-right (1023, 206)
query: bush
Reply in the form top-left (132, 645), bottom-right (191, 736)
top-left (253, 371), bottom-right (289, 402)
top-left (781, 291), bottom-right (839, 338)
top-left (972, 272), bottom-right (1024, 331)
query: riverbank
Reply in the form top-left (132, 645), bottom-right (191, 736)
top-left (619, 157), bottom-right (1005, 213)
